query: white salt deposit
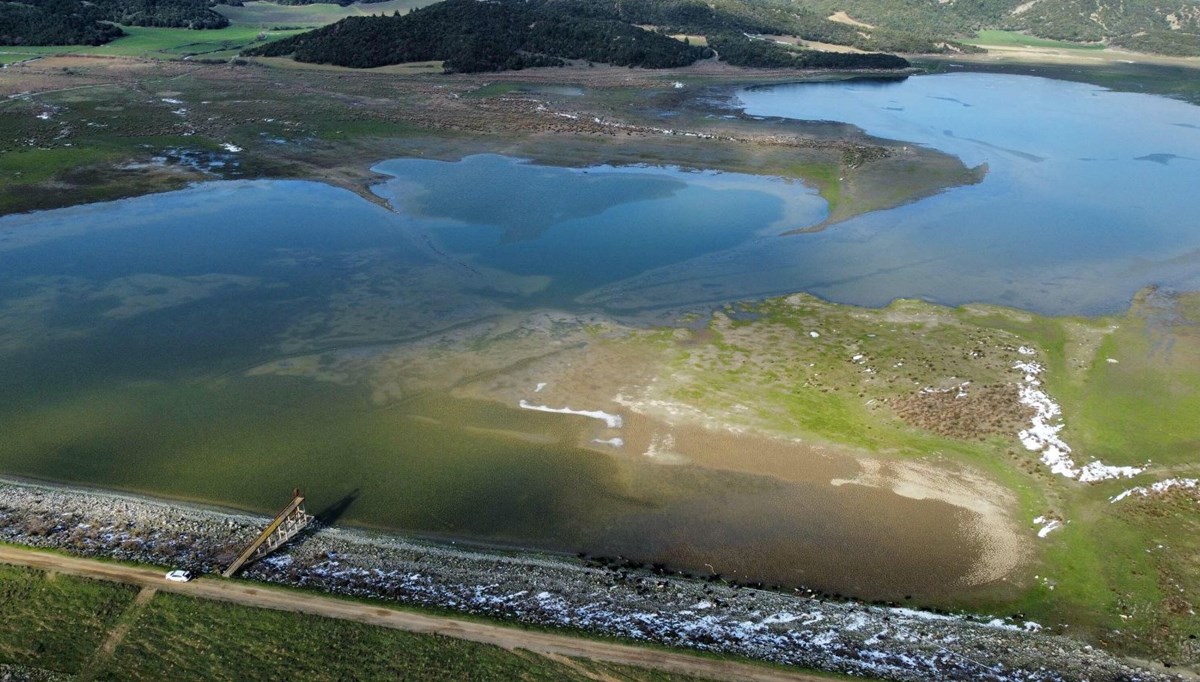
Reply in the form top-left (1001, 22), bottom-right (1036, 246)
top-left (1032, 516), bottom-right (1063, 538)
top-left (1077, 461), bottom-right (1145, 483)
top-left (1014, 356), bottom-right (1145, 482)
top-left (1110, 478), bottom-right (1199, 503)
top-left (519, 400), bottom-right (623, 428)
top-left (592, 437), bottom-right (624, 447)
top-left (220, 143), bottom-right (242, 153)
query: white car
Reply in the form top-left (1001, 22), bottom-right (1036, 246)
top-left (164, 569), bottom-right (194, 583)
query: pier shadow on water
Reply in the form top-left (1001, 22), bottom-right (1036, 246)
top-left (313, 488), bottom-right (361, 527)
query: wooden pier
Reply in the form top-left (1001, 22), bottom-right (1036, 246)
top-left (222, 489), bottom-right (312, 578)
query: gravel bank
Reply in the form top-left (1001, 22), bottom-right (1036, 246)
top-left (0, 478), bottom-right (1176, 682)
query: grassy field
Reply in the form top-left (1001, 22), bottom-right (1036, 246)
top-left (0, 565), bottom-right (137, 675)
top-left (0, 0), bottom-right (438, 64)
top-left (0, 26), bottom-right (307, 62)
top-left (0, 564), bottom-right (711, 681)
top-left (952, 291), bottom-right (1200, 662)
top-left (214, 0), bottom-right (437, 28)
top-left (969, 30), bottom-right (1107, 51)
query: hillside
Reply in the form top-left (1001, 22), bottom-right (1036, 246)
top-left (795, 0), bottom-right (1200, 55)
top-left (583, 0), bottom-right (956, 52)
top-left (245, 0), bottom-right (703, 70)
top-left (246, 0), bottom-right (914, 72)
top-left (0, 0), bottom-right (227, 46)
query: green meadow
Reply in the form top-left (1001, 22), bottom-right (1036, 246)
top-left (214, 0), bottom-right (438, 28)
top-left (0, 26), bottom-right (306, 62)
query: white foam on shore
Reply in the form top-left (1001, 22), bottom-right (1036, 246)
top-left (534, 382), bottom-right (547, 393)
top-left (220, 142), bottom-right (242, 153)
top-left (1014, 357), bottom-right (1145, 482)
top-left (1110, 478), bottom-right (1199, 503)
top-left (592, 437), bottom-right (624, 447)
top-left (519, 400), bottom-right (623, 428)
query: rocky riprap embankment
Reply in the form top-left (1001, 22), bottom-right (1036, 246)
top-left (0, 479), bottom-right (1177, 682)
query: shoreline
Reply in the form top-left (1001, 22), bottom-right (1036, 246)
top-left (0, 476), bottom-right (1177, 681)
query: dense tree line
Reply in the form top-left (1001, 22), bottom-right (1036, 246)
top-left (247, 0), bottom-right (922, 72)
top-left (706, 32), bottom-right (910, 69)
top-left (95, 0), bottom-right (228, 29)
top-left (1, 0), bottom-right (124, 45)
top-left (247, 0), bottom-right (708, 71)
top-left (0, 0), bottom-right (227, 46)
top-left (246, 0), bottom-right (391, 6)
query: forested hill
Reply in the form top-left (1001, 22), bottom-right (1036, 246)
top-left (245, 0), bottom-right (914, 72)
top-left (0, 0), bottom-right (227, 46)
top-left (246, 0), bottom-right (705, 70)
top-left (1, 0), bottom-right (124, 45)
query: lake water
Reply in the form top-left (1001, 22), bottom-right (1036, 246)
top-left (586, 73), bottom-right (1200, 315)
top-left (2, 72), bottom-right (1199, 598)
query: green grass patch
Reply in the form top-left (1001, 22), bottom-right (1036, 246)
top-left (309, 118), bottom-right (425, 141)
top-left (1068, 321), bottom-right (1200, 466)
top-left (215, 0), bottom-right (437, 29)
top-left (0, 52), bottom-right (44, 64)
top-left (3, 25), bottom-right (307, 61)
top-left (95, 590), bottom-right (706, 681)
top-left (0, 565), bottom-right (137, 675)
top-left (0, 145), bottom-right (123, 185)
top-left (784, 161), bottom-right (841, 218)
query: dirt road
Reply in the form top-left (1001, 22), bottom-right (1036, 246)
top-left (0, 545), bottom-right (834, 682)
